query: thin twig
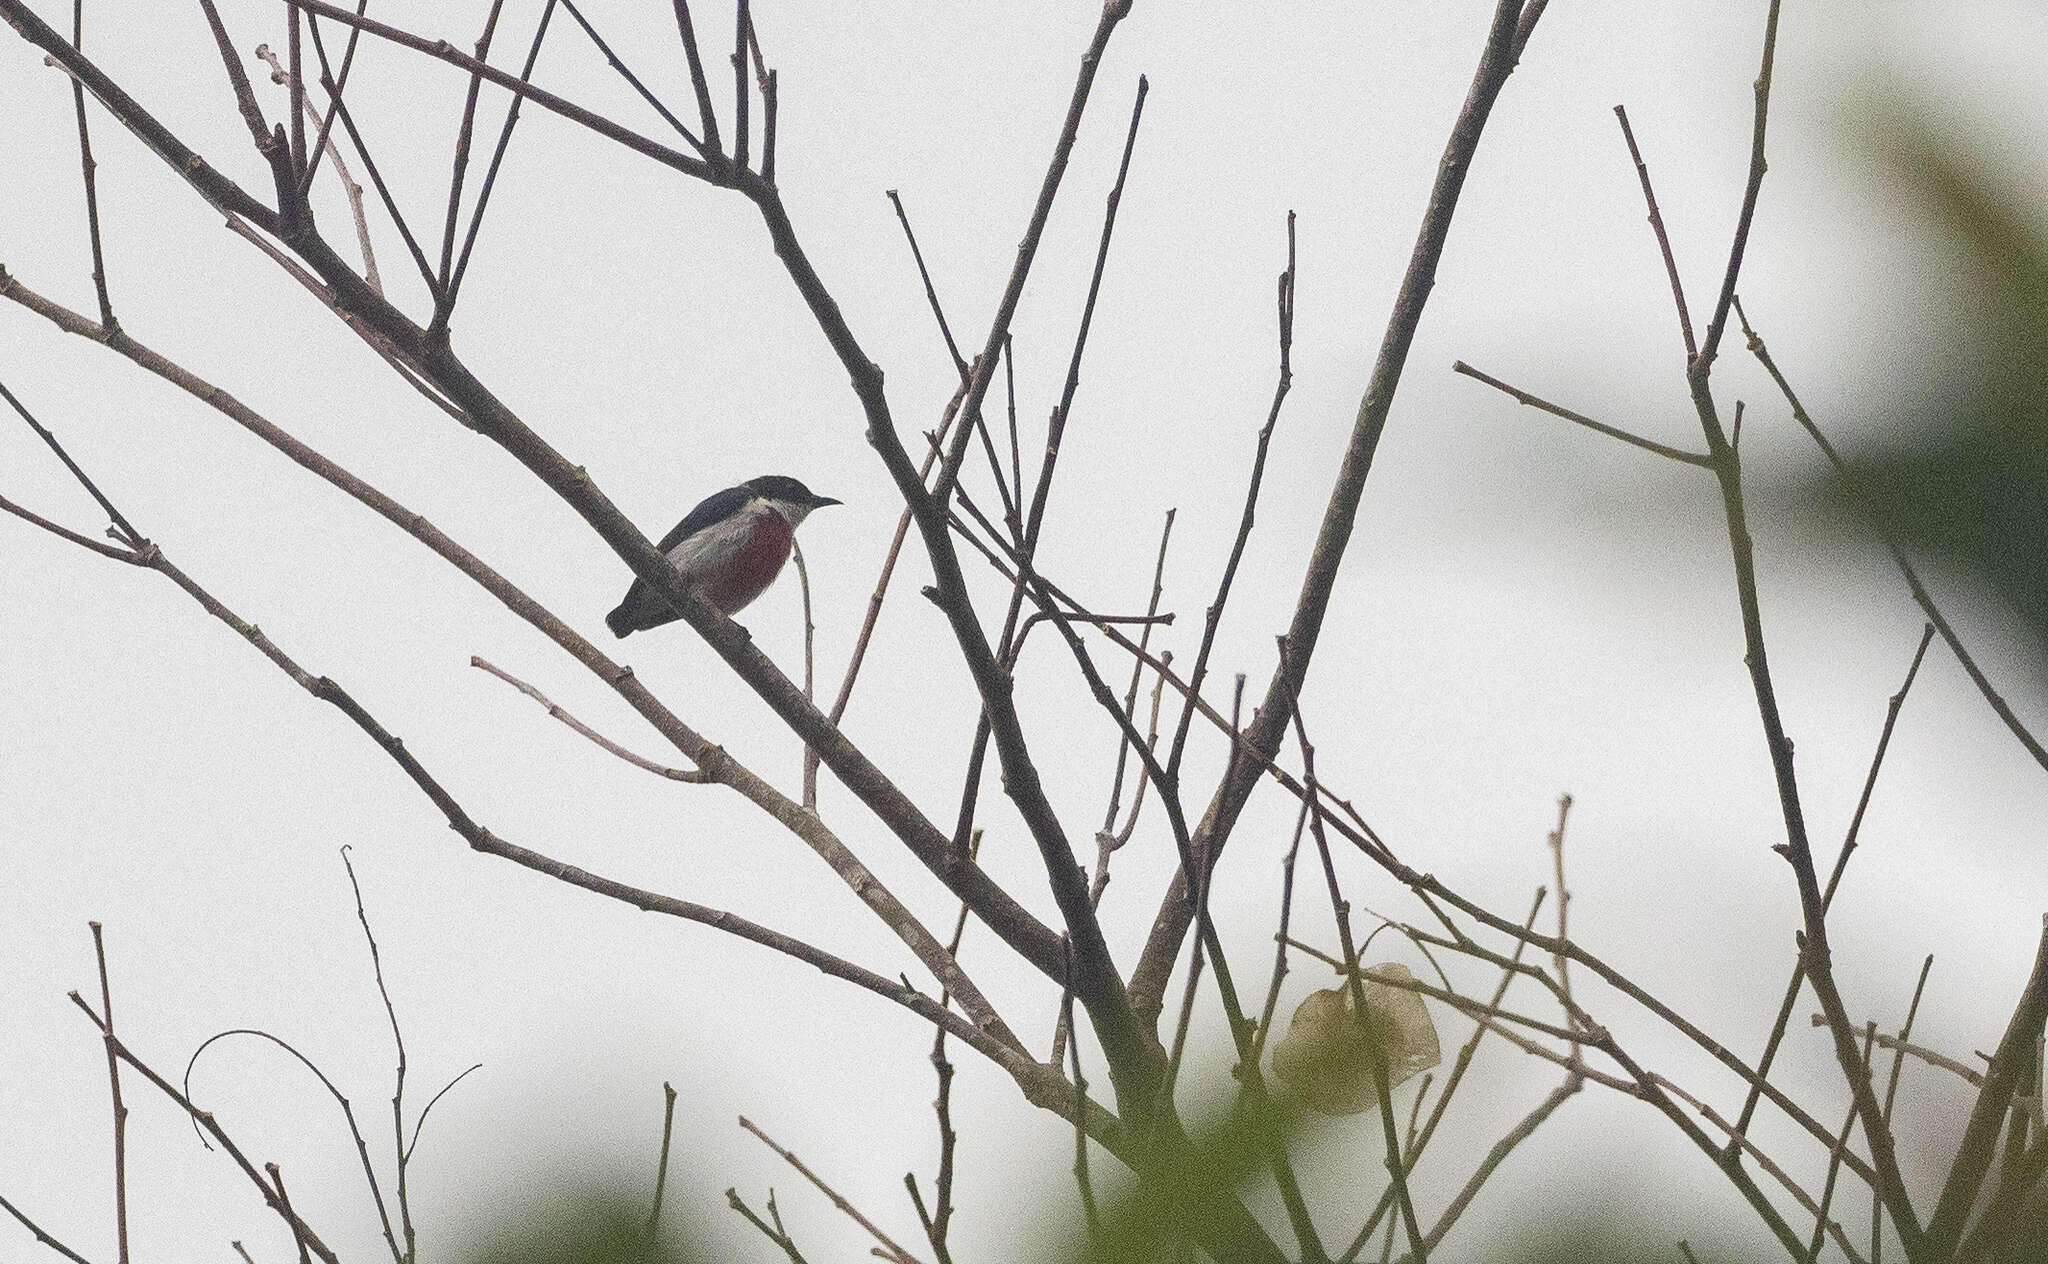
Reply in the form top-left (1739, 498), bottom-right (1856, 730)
top-left (181, 1025), bottom-right (401, 1262)
top-left (339, 848), bottom-right (416, 1264)
top-left (646, 1082), bottom-right (678, 1242)
top-left (1451, 361), bottom-right (1713, 467)
top-left (738, 1117), bottom-right (929, 1264)
top-left (1807, 1025), bottom-right (1881, 1262)
top-left (1063, 942), bottom-right (1102, 1242)
top-left (64, 0), bottom-right (114, 327)
top-left (1612, 104), bottom-right (1694, 360)
top-left (727, 1188), bottom-right (811, 1264)
top-left (1285, 665), bottom-right (1408, 1264)
top-left (254, 39), bottom-right (382, 295)
top-left (1734, 297), bottom-right (2048, 775)
top-left (1166, 211), bottom-right (1296, 784)
top-left (447, 0), bottom-right (561, 310)
top-left (1733, 624), bottom-right (1938, 1142)
top-left (471, 656), bottom-right (710, 782)
top-left (1, 1191), bottom-right (98, 1263)
top-left (69, 993), bottom-right (340, 1262)
top-left (791, 539), bottom-right (818, 808)
top-left (1874, 956), bottom-right (1935, 1264)
top-left (428, 0), bottom-right (510, 333)
top-left (88, 923), bottom-right (130, 1264)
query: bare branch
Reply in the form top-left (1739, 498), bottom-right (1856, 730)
top-left (471, 655), bottom-right (710, 782)
top-left (1131, 0), bottom-right (1550, 1027)
top-left (739, 1117), bottom-right (929, 1264)
top-left (1451, 361), bottom-right (1713, 467)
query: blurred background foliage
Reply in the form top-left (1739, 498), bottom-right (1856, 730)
top-left (1804, 101), bottom-right (2048, 670)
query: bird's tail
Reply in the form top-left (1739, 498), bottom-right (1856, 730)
top-left (605, 601), bottom-right (635, 638)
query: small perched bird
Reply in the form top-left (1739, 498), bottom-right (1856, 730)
top-left (606, 474), bottom-right (840, 637)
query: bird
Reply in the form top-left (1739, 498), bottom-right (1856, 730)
top-left (606, 474), bottom-right (841, 637)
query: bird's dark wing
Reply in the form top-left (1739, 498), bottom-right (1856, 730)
top-left (654, 485), bottom-right (753, 554)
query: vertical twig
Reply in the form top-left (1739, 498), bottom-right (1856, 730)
top-left (340, 849), bottom-right (415, 1264)
top-left (1286, 669), bottom-right (1419, 1263)
top-left (1732, 624), bottom-right (1936, 1144)
top-left (446, 0), bottom-right (559, 313)
top-left (1612, 104), bottom-right (1694, 360)
top-left (89, 923), bottom-right (130, 1264)
top-left (1872, 957), bottom-right (1931, 1264)
top-left (65, 0), bottom-right (115, 328)
top-left (646, 1081), bottom-right (679, 1242)
top-left (731, 0), bottom-right (749, 172)
top-left (791, 538), bottom-right (817, 809)
top-left (267, 1165), bottom-right (313, 1264)
top-left (1545, 795), bottom-right (1578, 1067)
top-left (1166, 210), bottom-right (1295, 783)
top-left (1063, 940), bottom-right (1102, 1242)
top-left (1807, 1025), bottom-right (1880, 1261)
top-left (668, 0), bottom-right (723, 159)
top-left (429, 0), bottom-right (508, 333)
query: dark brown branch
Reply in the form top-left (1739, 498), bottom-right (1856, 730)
top-left (301, 16), bottom-right (442, 294)
top-left (88, 924), bottom-right (130, 1264)
top-left (447, 0), bottom-right (561, 312)
top-left (947, 71), bottom-right (1150, 867)
top-left (1925, 918), bottom-right (2048, 1257)
top-left (0, 1193), bottom-right (97, 1264)
top-left (1451, 361), bottom-right (1713, 467)
top-left (428, 0), bottom-right (509, 333)
top-left (886, 188), bottom-right (967, 376)
top-left (1732, 623), bottom-right (1936, 1142)
top-left (69, 993), bottom-right (340, 1263)
top-left (1667, 3), bottom-right (1921, 1247)
top-left (731, 0), bottom-right (749, 172)
top-left (3, 378), bottom-right (141, 546)
top-left (557, 0), bottom-right (702, 152)
top-left (288, 0), bottom-right (716, 182)
top-left (0, 490), bottom-right (143, 562)
top-left (668, 0), bottom-right (722, 159)
top-left (65, 0), bottom-right (114, 328)
top-left (1130, 0), bottom-right (1548, 1028)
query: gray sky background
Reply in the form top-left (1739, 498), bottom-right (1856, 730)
top-left (5, 1), bottom-right (2047, 1260)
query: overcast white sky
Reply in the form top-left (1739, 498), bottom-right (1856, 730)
top-left (5, 2), bottom-right (2047, 1261)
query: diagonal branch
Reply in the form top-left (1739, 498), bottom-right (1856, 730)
top-left (1130, 0), bottom-right (1548, 1029)
top-left (0, 272), bottom-right (1031, 1053)
top-left (1452, 361), bottom-right (1714, 467)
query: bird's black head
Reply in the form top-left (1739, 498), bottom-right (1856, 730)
top-left (743, 474), bottom-right (841, 511)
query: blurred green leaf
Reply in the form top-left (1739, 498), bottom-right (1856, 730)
top-left (1823, 106), bottom-right (2048, 661)
top-left (459, 1189), bottom-right (696, 1264)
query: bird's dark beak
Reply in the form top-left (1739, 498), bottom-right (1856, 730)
top-left (812, 495), bottom-right (842, 508)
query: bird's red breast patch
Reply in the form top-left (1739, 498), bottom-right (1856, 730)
top-left (707, 507), bottom-right (795, 613)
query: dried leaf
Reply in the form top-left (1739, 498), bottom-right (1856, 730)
top-left (1270, 964), bottom-right (1441, 1116)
